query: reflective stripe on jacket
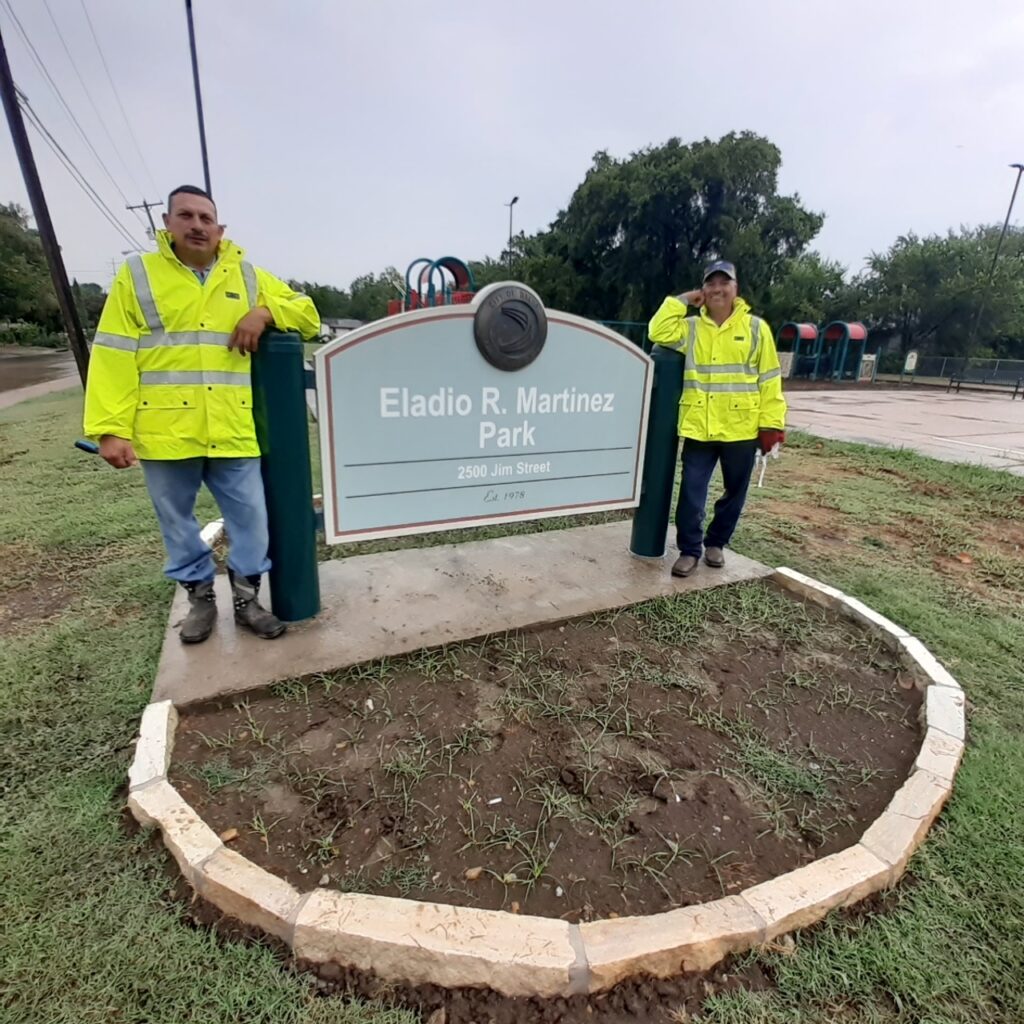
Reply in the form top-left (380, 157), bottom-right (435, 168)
top-left (83, 230), bottom-right (320, 460)
top-left (648, 296), bottom-right (786, 442)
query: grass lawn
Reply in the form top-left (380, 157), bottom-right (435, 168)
top-left (1, 390), bottom-right (1022, 1024)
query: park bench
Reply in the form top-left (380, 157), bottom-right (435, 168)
top-left (947, 369), bottom-right (1023, 399)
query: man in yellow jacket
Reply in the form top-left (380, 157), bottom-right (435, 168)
top-left (84, 185), bottom-right (320, 642)
top-left (648, 260), bottom-right (786, 578)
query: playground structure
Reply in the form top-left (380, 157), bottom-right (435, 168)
top-left (779, 320), bottom-right (874, 382)
top-left (386, 255), bottom-right (476, 315)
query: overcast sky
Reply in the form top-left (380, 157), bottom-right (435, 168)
top-left (2, 0), bottom-right (1023, 296)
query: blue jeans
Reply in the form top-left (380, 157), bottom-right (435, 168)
top-left (675, 439), bottom-right (758, 557)
top-left (141, 458), bottom-right (271, 583)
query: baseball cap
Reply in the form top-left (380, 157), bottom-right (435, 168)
top-left (702, 260), bottom-right (737, 282)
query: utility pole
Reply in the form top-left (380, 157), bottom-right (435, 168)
top-left (0, 23), bottom-right (90, 386)
top-left (108, 249), bottom-right (133, 280)
top-left (184, 0), bottom-right (211, 195)
top-left (126, 199), bottom-right (163, 239)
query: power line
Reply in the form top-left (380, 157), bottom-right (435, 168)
top-left (18, 86), bottom-right (144, 251)
top-left (126, 197), bottom-right (163, 237)
top-left (40, 0), bottom-right (145, 200)
top-left (23, 105), bottom-right (144, 250)
top-left (0, 0), bottom-right (141, 223)
top-left (77, 0), bottom-right (159, 196)
top-left (20, 94), bottom-right (143, 250)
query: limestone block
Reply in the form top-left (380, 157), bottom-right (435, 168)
top-left (923, 683), bottom-right (966, 741)
top-left (579, 896), bottom-right (766, 992)
top-left (740, 845), bottom-right (891, 940)
top-left (772, 567), bottom-right (844, 609)
top-left (834, 593), bottom-right (909, 643)
top-left (127, 779), bottom-right (221, 884)
top-left (293, 890), bottom-right (578, 997)
top-left (860, 769), bottom-right (953, 878)
top-left (914, 728), bottom-right (964, 782)
top-left (194, 848), bottom-right (302, 943)
top-left (899, 636), bottom-right (963, 691)
top-left (128, 700), bottom-right (178, 789)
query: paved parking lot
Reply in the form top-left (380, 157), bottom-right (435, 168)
top-left (786, 388), bottom-right (1024, 476)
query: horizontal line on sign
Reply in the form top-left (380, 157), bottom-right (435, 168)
top-left (347, 471), bottom-right (631, 499)
top-left (343, 446), bottom-right (633, 468)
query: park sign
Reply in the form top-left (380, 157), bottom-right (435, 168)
top-left (315, 283), bottom-right (653, 543)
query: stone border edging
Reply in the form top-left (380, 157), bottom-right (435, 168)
top-left (199, 520), bottom-right (225, 547)
top-left (127, 565), bottom-right (965, 997)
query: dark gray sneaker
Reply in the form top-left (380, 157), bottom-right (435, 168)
top-left (671, 554), bottom-right (700, 578)
top-left (228, 570), bottom-right (286, 639)
top-left (180, 580), bottom-right (217, 644)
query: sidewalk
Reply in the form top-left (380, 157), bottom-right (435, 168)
top-left (153, 521), bottom-right (772, 707)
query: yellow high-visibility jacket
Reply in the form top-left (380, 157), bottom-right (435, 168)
top-left (648, 296), bottom-right (786, 442)
top-left (83, 230), bottom-right (320, 460)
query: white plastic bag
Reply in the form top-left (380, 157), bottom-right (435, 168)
top-left (754, 442), bottom-right (781, 487)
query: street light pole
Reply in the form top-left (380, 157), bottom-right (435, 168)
top-left (505, 195), bottom-right (518, 276)
top-left (969, 162), bottom-right (1024, 349)
top-left (184, 0), bottom-right (211, 195)
top-left (986, 163), bottom-right (1023, 284)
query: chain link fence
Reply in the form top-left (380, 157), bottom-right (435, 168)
top-left (884, 356), bottom-right (1024, 382)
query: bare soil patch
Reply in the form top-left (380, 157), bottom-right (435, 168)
top-left (0, 572), bottom-right (74, 636)
top-left (170, 582), bottom-right (921, 922)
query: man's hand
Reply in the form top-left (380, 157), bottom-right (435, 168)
top-left (99, 434), bottom-right (138, 469)
top-left (229, 307), bottom-right (273, 353)
top-left (758, 429), bottom-right (786, 455)
top-left (676, 288), bottom-right (704, 307)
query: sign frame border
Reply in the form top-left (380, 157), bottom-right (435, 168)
top-left (314, 294), bottom-right (653, 545)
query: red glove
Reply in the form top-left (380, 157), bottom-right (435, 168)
top-left (758, 429), bottom-right (785, 455)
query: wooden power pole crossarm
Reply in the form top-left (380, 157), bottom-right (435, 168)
top-left (126, 198), bottom-right (163, 236)
top-left (0, 24), bottom-right (90, 386)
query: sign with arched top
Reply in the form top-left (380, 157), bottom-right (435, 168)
top-left (315, 283), bottom-right (653, 544)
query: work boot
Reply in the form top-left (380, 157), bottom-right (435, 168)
top-left (671, 554), bottom-right (700, 578)
top-left (704, 546), bottom-right (726, 568)
top-left (228, 569), bottom-right (286, 639)
top-left (180, 580), bottom-right (217, 644)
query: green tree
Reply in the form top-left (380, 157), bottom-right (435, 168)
top-left (0, 202), bottom-right (59, 327)
top-left (347, 267), bottom-right (403, 322)
top-left (761, 252), bottom-right (851, 326)
top-left (290, 270), bottom-right (403, 324)
top-left (72, 280), bottom-right (107, 331)
top-left (856, 227), bottom-right (1024, 356)
top-left (514, 132), bottom-right (824, 321)
top-left (467, 256), bottom-right (512, 289)
top-left (288, 281), bottom-right (352, 320)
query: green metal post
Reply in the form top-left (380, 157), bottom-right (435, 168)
top-left (837, 332), bottom-right (850, 381)
top-left (251, 331), bottom-right (320, 621)
top-left (630, 346), bottom-right (684, 558)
